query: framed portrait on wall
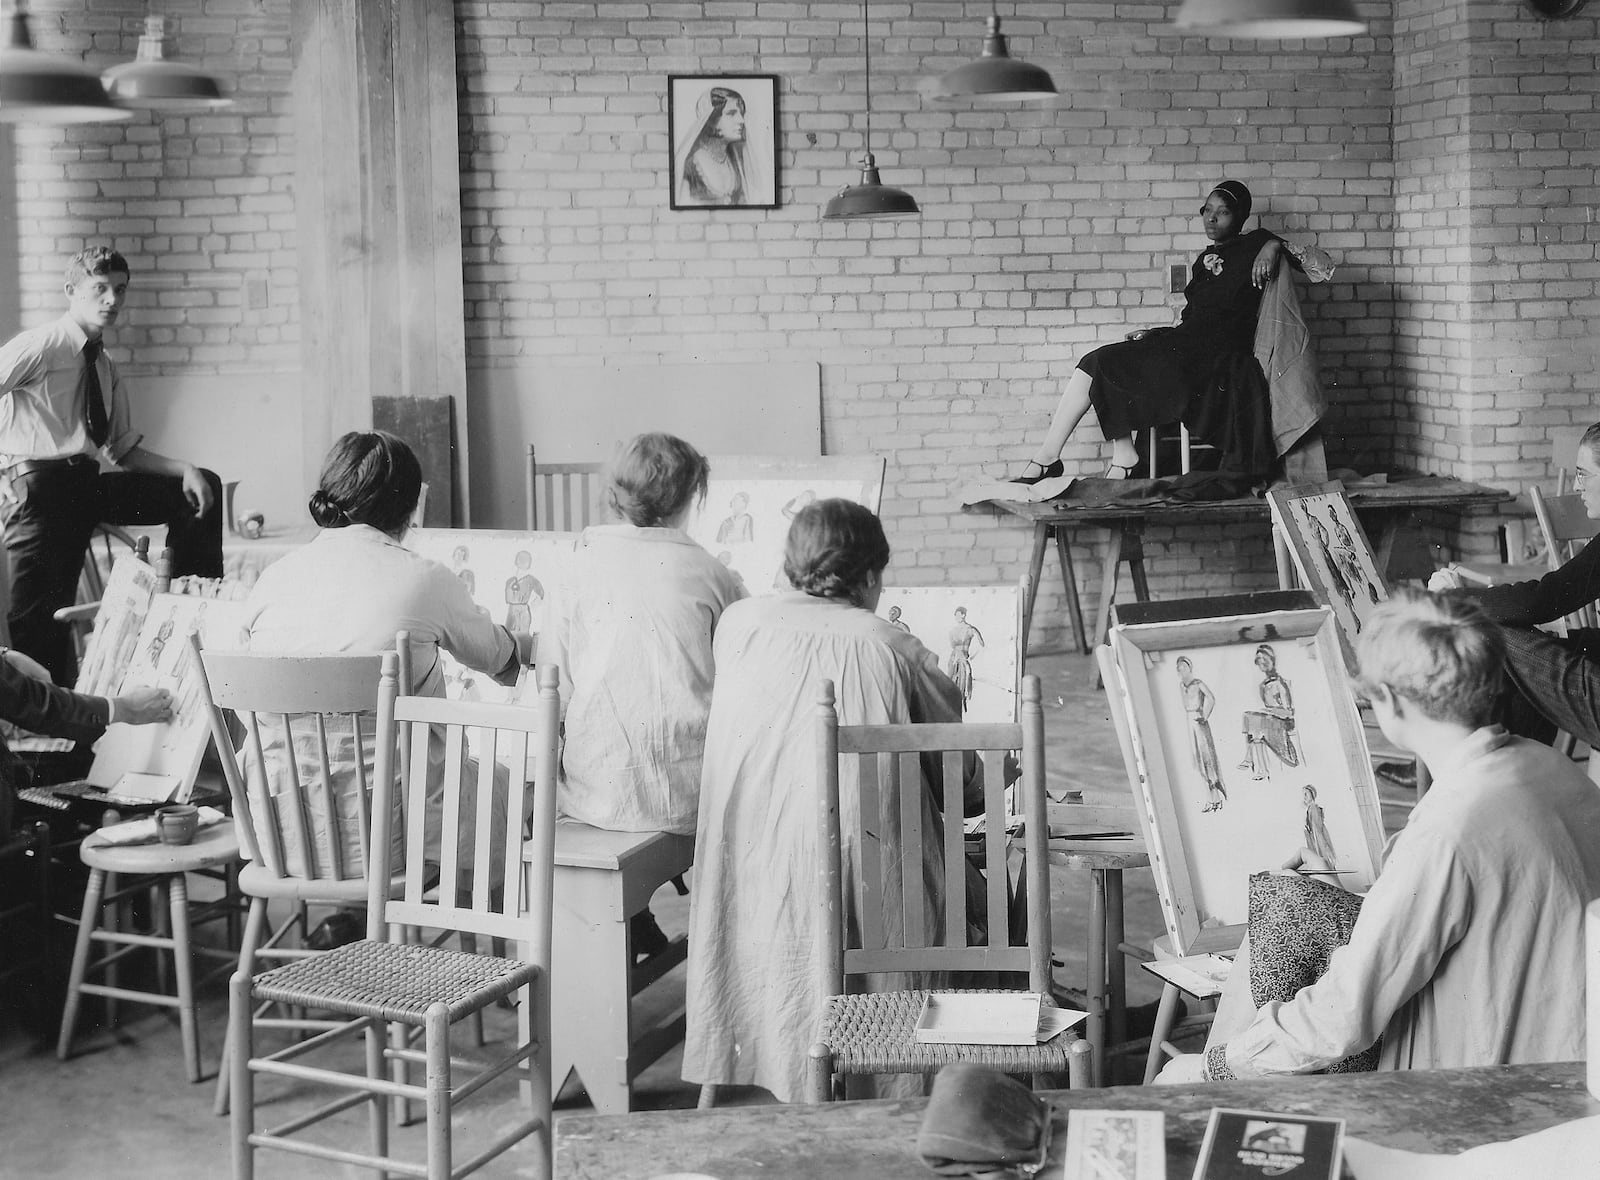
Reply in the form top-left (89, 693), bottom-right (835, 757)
top-left (668, 74), bottom-right (779, 210)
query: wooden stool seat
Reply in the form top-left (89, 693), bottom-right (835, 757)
top-left (59, 821), bottom-right (242, 1081)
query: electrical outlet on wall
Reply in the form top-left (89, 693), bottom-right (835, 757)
top-left (1170, 263), bottom-right (1187, 294)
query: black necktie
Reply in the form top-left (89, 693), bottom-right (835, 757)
top-left (82, 338), bottom-right (108, 448)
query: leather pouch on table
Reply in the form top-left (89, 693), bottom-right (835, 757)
top-left (915, 1062), bottom-right (1053, 1178)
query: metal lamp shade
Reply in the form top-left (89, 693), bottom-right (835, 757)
top-left (823, 155), bottom-right (920, 220)
top-left (1173, 0), bottom-right (1366, 37)
top-left (104, 58), bottom-right (228, 110)
top-left (0, 10), bottom-right (131, 124)
top-left (103, 17), bottom-right (230, 111)
top-left (935, 16), bottom-right (1057, 103)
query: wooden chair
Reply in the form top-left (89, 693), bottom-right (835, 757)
top-left (805, 674), bottom-right (1092, 1102)
top-left (227, 655), bottom-right (560, 1180)
top-left (525, 444), bottom-right (604, 531)
top-left (188, 635), bottom-right (394, 1115)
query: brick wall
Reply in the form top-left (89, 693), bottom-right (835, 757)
top-left (9, 2), bottom-right (1600, 648)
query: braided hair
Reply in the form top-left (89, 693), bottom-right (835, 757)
top-left (782, 498), bottom-right (890, 608)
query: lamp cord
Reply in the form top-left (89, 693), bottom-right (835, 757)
top-left (862, 0), bottom-right (873, 156)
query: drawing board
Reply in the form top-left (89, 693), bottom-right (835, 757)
top-left (876, 581), bottom-right (1024, 723)
top-left (1101, 604), bottom-right (1383, 955)
top-left (684, 453), bottom-right (886, 595)
top-left (1267, 482), bottom-right (1388, 664)
top-left (88, 593), bottom-right (250, 799)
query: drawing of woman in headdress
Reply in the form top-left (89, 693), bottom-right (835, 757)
top-left (1240, 643), bottom-right (1300, 780)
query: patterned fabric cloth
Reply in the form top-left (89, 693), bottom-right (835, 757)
top-left (1244, 871), bottom-right (1380, 1073)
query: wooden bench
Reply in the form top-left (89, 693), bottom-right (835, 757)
top-left (524, 822), bottom-right (695, 1114)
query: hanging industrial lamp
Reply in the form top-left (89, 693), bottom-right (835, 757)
top-left (104, 15), bottom-right (231, 111)
top-left (823, 0), bottom-right (919, 221)
top-left (933, 7), bottom-right (1057, 103)
top-left (0, 0), bottom-right (132, 124)
top-left (1172, 0), bottom-right (1365, 38)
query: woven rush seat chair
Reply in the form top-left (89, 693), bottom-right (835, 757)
top-left (806, 674), bottom-right (1092, 1102)
top-left (227, 655), bottom-right (561, 1180)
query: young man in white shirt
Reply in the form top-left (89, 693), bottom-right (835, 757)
top-left (1159, 590), bottom-right (1600, 1081)
top-left (0, 246), bottom-right (222, 685)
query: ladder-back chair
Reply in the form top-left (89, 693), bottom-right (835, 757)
top-left (525, 444), bottom-right (604, 532)
top-left (227, 655), bottom-right (561, 1180)
top-left (189, 634), bottom-right (394, 1114)
top-left (805, 674), bottom-right (1092, 1102)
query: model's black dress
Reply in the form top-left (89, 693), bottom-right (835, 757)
top-left (1081, 227), bottom-right (1278, 474)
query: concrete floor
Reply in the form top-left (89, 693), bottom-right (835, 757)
top-left (0, 651), bottom-right (1412, 1178)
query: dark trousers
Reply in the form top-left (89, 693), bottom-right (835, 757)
top-left (3, 460), bottom-right (224, 685)
top-left (1496, 623), bottom-right (1600, 748)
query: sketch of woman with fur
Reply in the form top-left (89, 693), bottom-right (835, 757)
top-left (1240, 643), bottom-right (1300, 779)
top-left (1177, 656), bottom-right (1227, 812)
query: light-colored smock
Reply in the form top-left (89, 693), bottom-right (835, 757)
top-left (241, 525), bottom-right (519, 878)
top-left (537, 523), bottom-right (746, 835)
top-left (682, 593), bottom-right (966, 1104)
top-left (1210, 726), bottom-right (1600, 1076)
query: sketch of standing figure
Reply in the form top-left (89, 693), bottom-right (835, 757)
top-left (1331, 516), bottom-right (1382, 607)
top-left (886, 605), bottom-right (911, 633)
top-left (1176, 656), bottom-right (1227, 813)
top-left (945, 606), bottom-right (985, 710)
top-left (1307, 510), bottom-right (1359, 622)
top-left (145, 609), bottom-right (177, 669)
top-left (1240, 643), bottom-right (1300, 780)
top-left (716, 492), bottom-right (754, 545)
top-left (1302, 784), bottom-right (1337, 864)
top-left (503, 550), bottom-right (543, 632)
top-left (451, 544), bottom-right (476, 597)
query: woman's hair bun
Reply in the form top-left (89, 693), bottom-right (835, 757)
top-left (308, 488), bottom-right (347, 528)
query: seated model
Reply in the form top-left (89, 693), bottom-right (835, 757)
top-left (1429, 420), bottom-right (1600, 748)
top-left (1011, 179), bottom-right (1334, 484)
top-left (682, 498), bottom-right (978, 1104)
top-left (1158, 591), bottom-right (1600, 1082)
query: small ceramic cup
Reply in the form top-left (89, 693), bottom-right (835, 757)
top-left (155, 803), bottom-right (200, 846)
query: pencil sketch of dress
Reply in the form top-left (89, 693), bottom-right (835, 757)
top-left (1330, 516), bottom-right (1381, 607)
top-left (503, 551), bottom-right (543, 632)
top-left (1308, 511), bottom-right (1358, 622)
top-left (1177, 656), bottom-right (1227, 812)
top-left (1240, 643), bottom-right (1300, 780)
top-left (1302, 784), bottom-right (1337, 864)
top-left (945, 607), bottom-right (985, 710)
top-left (716, 492), bottom-right (754, 545)
top-left (451, 545), bottom-right (476, 597)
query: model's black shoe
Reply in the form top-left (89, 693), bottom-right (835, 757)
top-left (629, 908), bottom-right (671, 963)
top-left (1008, 458), bottom-right (1065, 486)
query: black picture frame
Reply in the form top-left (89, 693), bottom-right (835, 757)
top-left (668, 74), bottom-right (780, 210)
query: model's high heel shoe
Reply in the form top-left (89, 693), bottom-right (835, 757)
top-left (1104, 461), bottom-right (1135, 480)
top-left (1008, 458), bottom-right (1065, 486)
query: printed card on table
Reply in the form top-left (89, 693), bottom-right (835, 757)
top-left (1190, 1109), bottom-right (1343, 1180)
top-left (1063, 1109), bottom-right (1165, 1180)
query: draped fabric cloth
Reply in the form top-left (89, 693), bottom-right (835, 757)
top-left (1206, 727), bottom-right (1600, 1076)
top-left (682, 593), bottom-right (968, 1103)
top-left (536, 523), bottom-right (746, 835)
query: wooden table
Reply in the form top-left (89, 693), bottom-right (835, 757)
top-left (1046, 801), bottom-right (1149, 1085)
top-left (981, 479), bottom-right (1511, 656)
top-left (557, 1061), bottom-right (1597, 1179)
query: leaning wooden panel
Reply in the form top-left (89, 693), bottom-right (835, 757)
top-left (1266, 481), bottom-right (1388, 665)
top-left (1105, 605), bottom-right (1382, 956)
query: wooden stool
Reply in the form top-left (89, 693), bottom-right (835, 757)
top-left (57, 821), bottom-right (241, 1081)
top-left (527, 823), bottom-right (695, 1114)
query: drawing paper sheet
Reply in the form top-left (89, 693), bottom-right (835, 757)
top-left (877, 584), bottom-right (1020, 723)
top-left (1063, 1109), bottom-right (1166, 1180)
top-left (686, 477), bottom-right (880, 596)
top-left (1343, 1116), bottom-right (1600, 1180)
top-left (88, 595), bottom-right (249, 794)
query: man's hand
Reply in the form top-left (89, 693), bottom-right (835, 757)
top-left (1279, 847), bottom-right (1343, 886)
top-left (181, 464), bottom-right (213, 516)
top-left (1, 648), bottom-right (54, 683)
top-left (1153, 1053), bottom-right (1208, 1085)
top-left (1427, 567), bottom-right (1465, 592)
top-left (114, 686), bottom-right (174, 725)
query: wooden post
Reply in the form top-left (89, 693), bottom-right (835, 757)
top-left (293, 0), bottom-right (468, 525)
